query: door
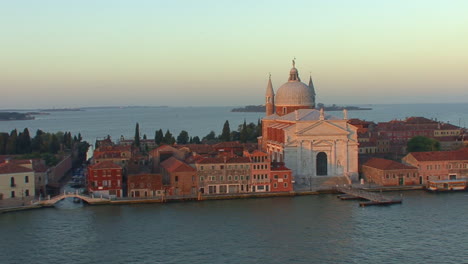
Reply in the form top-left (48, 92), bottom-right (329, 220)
top-left (399, 177), bottom-right (404, 186)
top-left (316, 152), bottom-right (328, 176)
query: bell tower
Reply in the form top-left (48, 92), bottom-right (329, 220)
top-left (265, 74), bottom-right (275, 116)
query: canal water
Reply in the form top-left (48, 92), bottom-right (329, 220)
top-left (1, 191), bottom-right (467, 264)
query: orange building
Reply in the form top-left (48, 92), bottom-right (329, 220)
top-left (160, 157), bottom-right (197, 196)
top-left (127, 174), bottom-right (163, 198)
top-left (270, 162), bottom-right (293, 192)
top-left (362, 158), bottom-right (419, 186)
top-left (87, 160), bottom-right (123, 198)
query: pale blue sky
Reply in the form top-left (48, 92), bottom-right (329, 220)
top-left (1, 0), bottom-right (467, 109)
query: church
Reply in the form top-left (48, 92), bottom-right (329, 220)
top-left (259, 60), bottom-right (359, 185)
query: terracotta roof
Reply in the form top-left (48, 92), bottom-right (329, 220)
top-left (127, 174), bottom-right (163, 189)
top-left (263, 109), bottom-right (341, 121)
top-left (0, 162), bottom-right (34, 174)
top-left (160, 157), bottom-right (195, 172)
top-left (408, 148), bottom-right (468, 162)
top-left (89, 160), bottom-right (122, 170)
top-left (213, 141), bottom-right (243, 148)
top-left (176, 144), bottom-right (214, 154)
top-left (196, 156), bottom-right (251, 164)
top-left (364, 158), bottom-right (417, 170)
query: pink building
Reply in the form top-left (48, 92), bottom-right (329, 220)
top-left (403, 148), bottom-right (468, 184)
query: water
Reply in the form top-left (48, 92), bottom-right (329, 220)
top-left (1, 103), bottom-right (467, 147)
top-left (1, 191), bottom-right (467, 264)
top-left (1, 103), bottom-right (468, 263)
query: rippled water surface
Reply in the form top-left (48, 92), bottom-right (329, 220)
top-left (1, 191), bottom-right (468, 264)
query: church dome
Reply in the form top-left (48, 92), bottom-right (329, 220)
top-left (275, 62), bottom-right (314, 107)
top-left (275, 81), bottom-right (314, 106)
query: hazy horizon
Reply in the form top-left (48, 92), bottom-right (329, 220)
top-left (2, 0), bottom-right (467, 109)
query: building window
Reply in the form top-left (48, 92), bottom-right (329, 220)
top-left (228, 176), bottom-right (232, 181)
top-left (192, 176), bottom-right (195, 182)
top-left (284, 174), bottom-right (288, 179)
top-left (25, 176), bottom-right (29, 183)
top-left (11, 191), bottom-right (15, 198)
top-left (274, 183), bottom-right (277, 188)
top-left (235, 176), bottom-right (238, 181)
top-left (220, 176), bottom-right (224, 181)
top-left (200, 166), bottom-right (204, 170)
top-left (284, 183), bottom-right (288, 188)
top-left (274, 175), bottom-right (278, 179)
top-left (240, 176), bottom-right (244, 180)
top-left (10, 177), bottom-right (15, 187)
top-left (246, 176), bottom-right (250, 180)
top-left (175, 176), bottom-right (179, 182)
top-left (200, 176), bottom-right (204, 182)
top-left (211, 166), bottom-right (215, 170)
top-left (25, 189), bottom-right (30, 196)
top-left (220, 165), bottom-right (224, 169)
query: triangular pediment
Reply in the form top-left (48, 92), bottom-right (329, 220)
top-left (296, 121), bottom-right (350, 136)
top-left (313, 140), bottom-right (334, 147)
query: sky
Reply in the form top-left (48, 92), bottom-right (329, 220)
top-left (1, 0), bottom-right (468, 109)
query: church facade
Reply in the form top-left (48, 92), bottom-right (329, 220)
top-left (259, 61), bottom-right (359, 184)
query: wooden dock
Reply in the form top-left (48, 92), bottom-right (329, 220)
top-left (336, 187), bottom-right (402, 207)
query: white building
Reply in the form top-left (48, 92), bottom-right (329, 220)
top-left (259, 61), bottom-right (359, 184)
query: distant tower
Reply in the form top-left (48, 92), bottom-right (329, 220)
top-left (308, 74), bottom-right (316, 109)
top-left (266, 74), bottom-right (275, 116)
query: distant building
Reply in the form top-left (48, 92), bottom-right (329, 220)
top-left (362, 158), bottom-right (419, 186)
top-left (0, 159), bottom-right (35, 200)
top-left (244, 150), bottom-right (272, 192)
top-left (402, 148), bottom-right (468, 184)
top-left (270, 162), bottom-right (293, 192)
top-left (87, 160), bottom-right (123, 198)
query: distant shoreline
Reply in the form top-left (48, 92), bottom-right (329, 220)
top-left (231, 104), bottom-right (372, 112)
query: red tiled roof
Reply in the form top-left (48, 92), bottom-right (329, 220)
top-left (160, 157), bottom-right (195, 172)
top-left (409, 148), bottom-right (468, 162)
top-left (0, 162), bottom-right (34, 174)
top-left (89, 160), bottom-right (122, 170)
top-left (196, 156), bottom-right (251, 164)
top-left (213, 141), bottom-right (243, 148)
top-left (364, 158), bottom-right (417, 170)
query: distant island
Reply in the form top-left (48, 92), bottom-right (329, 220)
top-left (231, 104), bottom-right (372, 112)
top-left (40, 108), bottom-right (82, 112)
top-left (0, 112), bottom-right (35, 121)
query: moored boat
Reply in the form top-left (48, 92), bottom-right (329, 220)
top-left (426, 179), bottom-right (468, 191)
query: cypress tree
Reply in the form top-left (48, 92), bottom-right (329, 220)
top-left (220, 120), bottom-right (231, 142)
top-left (6, 129), bottom-right (18, 154)
top-left (163, 130), bottom-right (173, 144)
top-left (0, 132), bottom-right (9, 154)
top-left (155, 129), bottom-right (164, 145)
top-left (134, 123), bottom-right (140, 147)
top-left (192, 136), bottom-right (201, 144)
top-left (49, 134), bottom-right (60, 154)
top-left (240, 120), bottom-right (248, 143)
top-left (31, 129), bottom-right (44, 153)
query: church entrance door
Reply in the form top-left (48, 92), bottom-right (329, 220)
top-left (316, 152), bottom-right (327, 176)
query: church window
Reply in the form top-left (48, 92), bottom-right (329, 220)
top-left (283, 107), bottom-right (287, 114)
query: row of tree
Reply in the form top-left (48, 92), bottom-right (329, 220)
top-left (0, 128), bottom-right (83, 155)
top-left (131, 119), bottom-right (262, 149)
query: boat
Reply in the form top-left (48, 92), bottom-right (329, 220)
top-left (426, 179), bottom-right (468, 191)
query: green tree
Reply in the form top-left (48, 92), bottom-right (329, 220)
top-left (6, 129), bottom-right (18, 154)
top-left (31, 129), bottom-right (44, 152)
top-left (163, 130), bottom-right (175, 145)
top-left (240, 120), bottom-right (248, 143)
top-left (220, 120), bottom-right (231, 142)
top-left (407, 136), bottom-right (440, 152)
top-left (133, 122), bottom-right (141, 147)
top-left (49, 134), bottom-right (60, 154)
top-left (192, 136), bottom-right (201, 144)
top-left (177, 130), bottom-right (189, 144)
top-left (203, 131), bottom-right (216, 141)
top-left (0, 132), bottom-right (9, 154)
top-left (155, 129), bottom-right (164, 145)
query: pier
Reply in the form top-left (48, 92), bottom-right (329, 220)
top-left (336, 186), bottom-right (402, 206)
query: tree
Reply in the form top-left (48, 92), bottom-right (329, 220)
top-left (155, 129), bottom-right (164, 145)
top-left (49, 134), bottom-right (60, 154)
top-left (6, 129), bottom-right (18, 154)
top-left (0, 132), bottom-right (9, 154)
top-left (220, 120), bottom-right (231, 142)
top-left (31, 129), bottom-right (44, 153)
top-left (163, 130), bottom-right (175, 145)
top-left (133, 122), bottom-right (140, 147)
top-left (407, 136), bottom-right (440, 152)
top-left (240, 120), bottom-right (248, 143)
top-left (192, 136), bottom-right (201, 144)
top-left (177, 130), bottom-right (189, 144)
top-left (203, 131), bottom-right (216, 141)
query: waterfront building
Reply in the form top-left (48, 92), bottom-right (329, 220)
top-left (0, 159), bottom-right (35, 200)
top-left (259, 60), bottom-right (359, 184)
top-left (402, 148), bottom-right (468, 184)
top-left (362, 158), bottom-right (419, 186)
top-left (270, 162), bottom-right (293, 192)
top-left (87, 160), bottom-right (123, 198)
top-left (244, 150), bottom-right (272, 192)
top-left (149, 145), bottom-right (186, 172)
top-left (160, 157), bottom-right (197, 196)
top-left (127, 173), bottom-right (164, 198)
